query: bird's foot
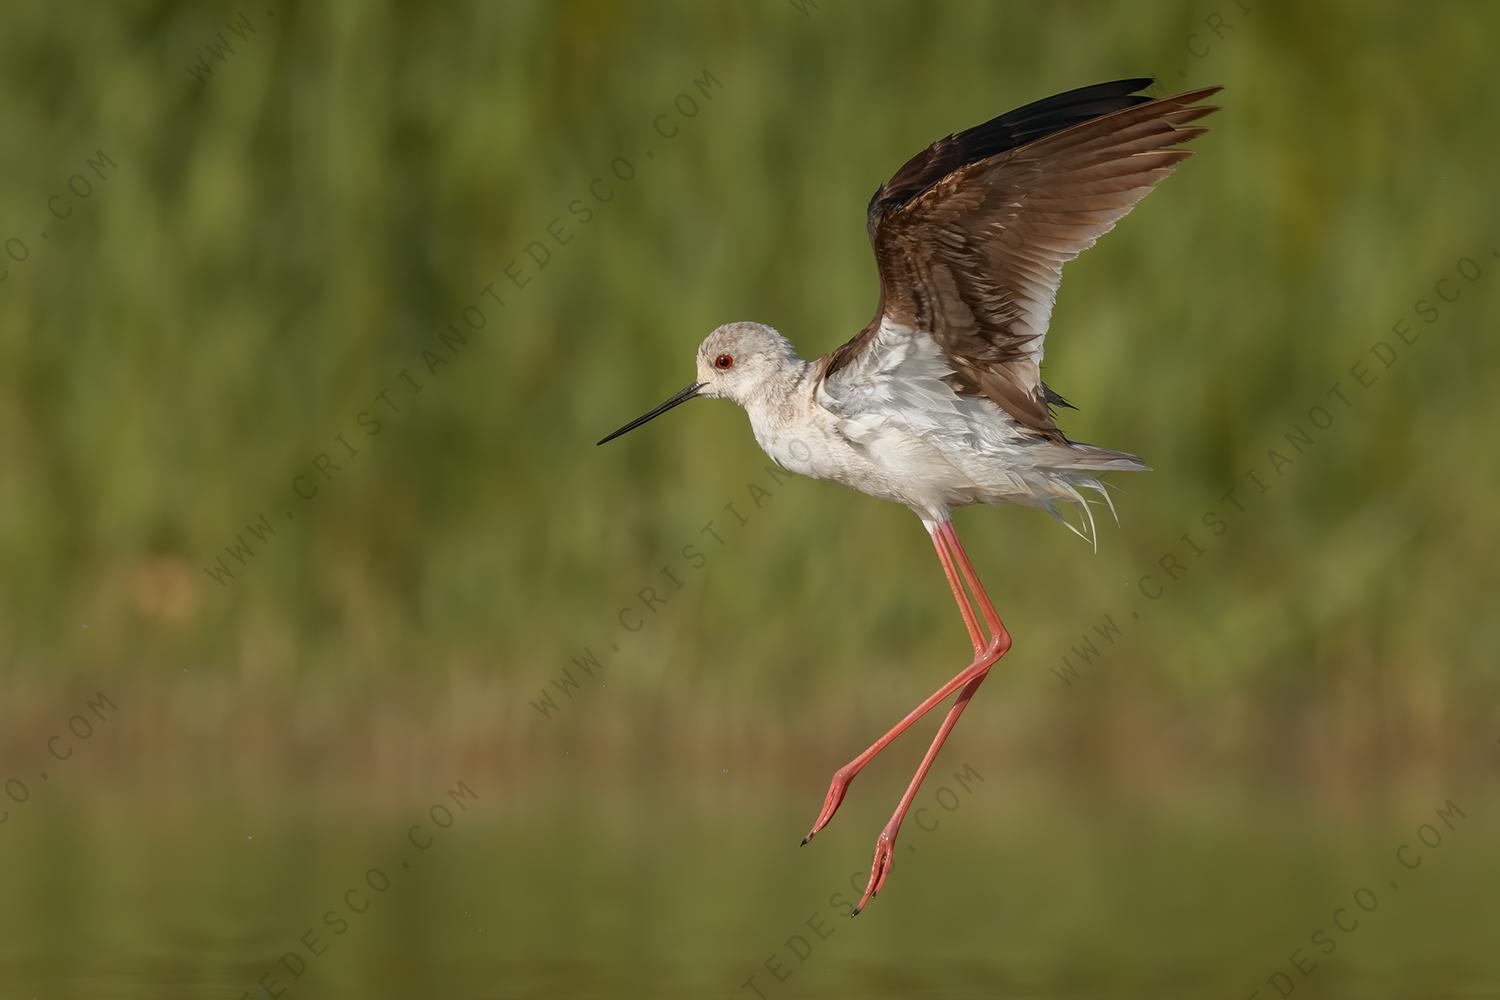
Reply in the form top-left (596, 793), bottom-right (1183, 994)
top-left (851, 828), bottom-right (896, 916)
top-left (801, 764), bottom-right (856, 845)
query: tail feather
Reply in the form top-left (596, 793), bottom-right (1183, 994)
top-left (1041, 442), bottom-right (1151, 473)
top-left (1041, 450), bottom-right (1141, 549)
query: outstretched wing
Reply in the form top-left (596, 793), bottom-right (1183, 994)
top-left (821, 80), bottom-right (1220, 440)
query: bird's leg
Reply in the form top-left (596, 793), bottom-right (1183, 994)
top-left (802, 520), bottom-right (1003, 845)
top-left (852, 519), bottom-right (1011, 913)
top-left (939, 519), bottom-right (1004, 637)
top-left (934, 522), bottom-right (986, 653)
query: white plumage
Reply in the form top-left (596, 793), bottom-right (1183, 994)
top-left (697, 318), bottom-right (1140, 547)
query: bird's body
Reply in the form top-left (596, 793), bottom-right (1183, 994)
top-left (715, 317), bottom-right (1145, 532)
top-left (598, 78), bottom-right (1220, 913)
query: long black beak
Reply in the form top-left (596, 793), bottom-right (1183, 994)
top-left (596, 382), bottom-right (705, 445)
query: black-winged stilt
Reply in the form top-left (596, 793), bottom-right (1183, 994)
top-left (599, 78), bottom-right (1220, 913)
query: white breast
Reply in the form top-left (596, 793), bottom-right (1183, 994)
top-left (739, 348), bottom-right (970, 518)
top-left (788, 318), bottom-right (1061, 517)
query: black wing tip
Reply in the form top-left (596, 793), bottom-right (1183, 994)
top-left (1010, 77), bottom-right (1156, 112)
top-left (1074, 76), bottom-right (1155, 95)
top-left (870, 77), bottom-right (1173, 224)
top-left (1074, 79), bottom-right (1227, 100)
top-left (1042, 383), bottom-right (1076, 411)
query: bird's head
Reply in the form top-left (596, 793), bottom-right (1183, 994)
top-left (692, 322), bottom-right (797, 403)
top-left (597, 321), bottom-right (797, 445)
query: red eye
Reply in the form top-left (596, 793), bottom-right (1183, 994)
top-left (714, 354), bottom-right (734, 369)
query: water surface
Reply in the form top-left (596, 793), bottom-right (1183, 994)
top-left (3, 776), bottom-right (1495, 998)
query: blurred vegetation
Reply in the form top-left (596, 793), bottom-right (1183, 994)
top-left (2, 0), bottom-right (1498, 794)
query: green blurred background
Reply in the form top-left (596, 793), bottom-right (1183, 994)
top-left (3, 1), bottom-right (1500, 997)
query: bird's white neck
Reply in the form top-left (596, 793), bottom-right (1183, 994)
top-left (738, 358), bottom-right (835, 478)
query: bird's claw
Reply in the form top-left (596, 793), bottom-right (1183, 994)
top-left (802, 765), bottom-right (855, 845)
top-left (850, 830), bottom-right (896, 915)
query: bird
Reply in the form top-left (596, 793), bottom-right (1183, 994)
top-left (597, 78), bottom-right (1220, 914)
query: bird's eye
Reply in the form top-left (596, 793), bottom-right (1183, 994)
top-left (714, 354), bottom-right (734, 369)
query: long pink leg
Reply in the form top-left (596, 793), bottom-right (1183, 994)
top-left (852, 520), bottom-right (1010, 913)
top-left (941, 520), bottom-right (1006, 637)
top-left (936, 526), bottom-right (986, 653)
top-left (802, 520), bottom-right (1008, 845)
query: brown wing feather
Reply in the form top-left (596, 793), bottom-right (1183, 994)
top-left (823, 82), bottom-right (1221, 440)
